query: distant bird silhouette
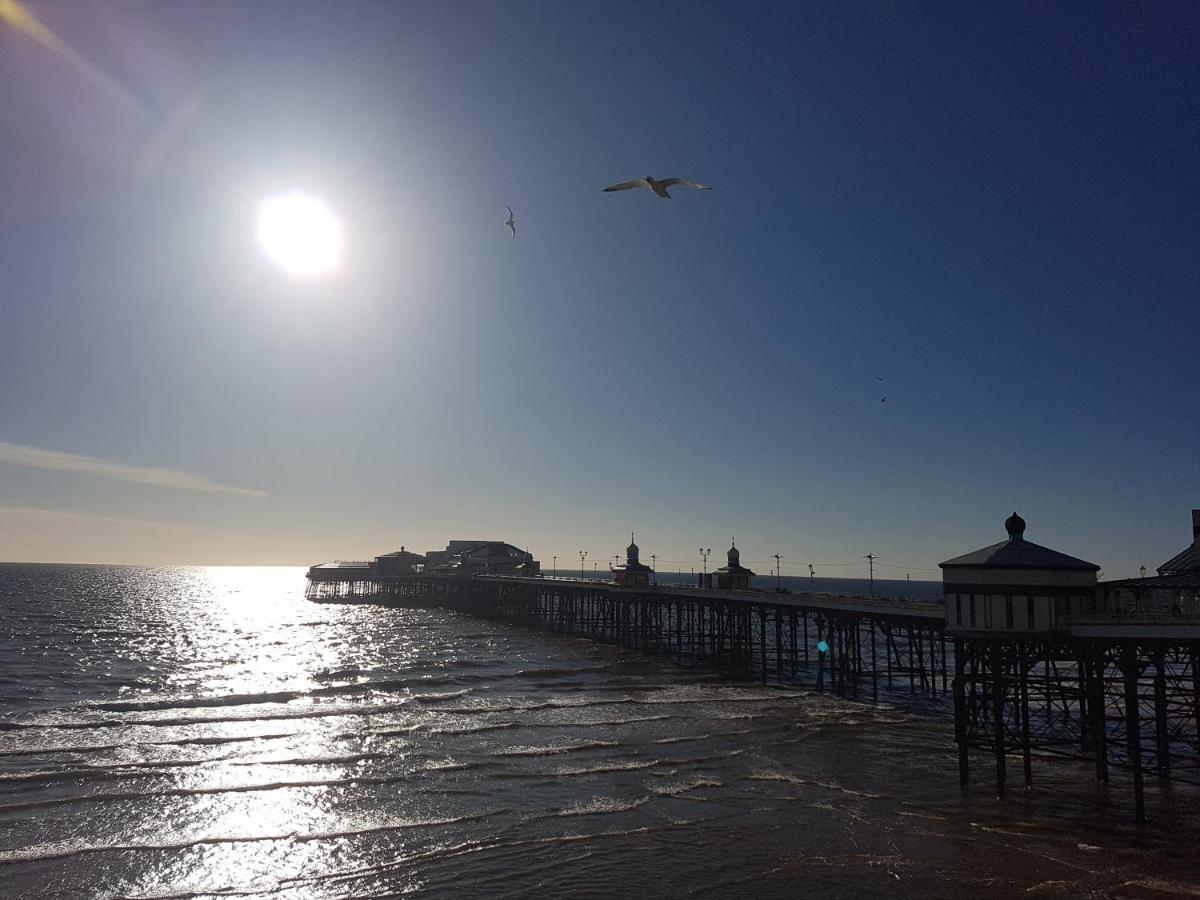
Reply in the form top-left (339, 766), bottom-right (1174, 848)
top-left (875, 376), bottom-right (884, 382)
top-left (505, 207), bottom-right (516, 240)
top-left (881, 396), bottom-right (888, 402)
top-left (602, 176), bottom-right (713, 199)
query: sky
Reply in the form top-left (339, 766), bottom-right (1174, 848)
top-left (0, 0), bottom-right (1196, 579)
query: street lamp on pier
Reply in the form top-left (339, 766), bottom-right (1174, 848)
top-left (552, 555), bottom-right (557, 577)
top-left (773, 554), bottom-right (782, 591)
top-left (863, 553), bottom-right (877, 597)
top-left (808, 564), bottom-right (815, 589)
top-left (579, 549), bottom-right (587, 579)
top-left (650, 554), bottom-right (657, 585)
top-left (699, 547), bottom-right (711, 588)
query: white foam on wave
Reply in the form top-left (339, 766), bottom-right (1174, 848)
top-left (492, 740), bottom-right (620, 757)
top-left (550, 795), bottom-right (650, 817)
top-left (652, 733), bottom-right (712, 745)
top-left (652, 778), bottom-right (723, 797)
top-left (551, 758), bottom-right (662, 776)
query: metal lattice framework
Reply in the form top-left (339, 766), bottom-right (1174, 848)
top-left (954, 637), bottom-right (1200, 821)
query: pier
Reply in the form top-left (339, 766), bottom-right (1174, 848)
top-left (306, 516), bottom-right (1200, 823)
top-left (306, 572), bottom-right (948, 700)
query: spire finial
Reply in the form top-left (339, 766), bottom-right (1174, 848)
top-left (1005, 511), bottom-right (1027, 540)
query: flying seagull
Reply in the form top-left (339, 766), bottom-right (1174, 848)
top-left (505, 206), bottom-right (516, 240)
top-left (602, 176), bottom-right (713, 199)
top-left (875, 376), bottom-right (884, 382)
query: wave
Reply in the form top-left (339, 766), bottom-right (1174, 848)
top-left (491, 740), bottom-right (620, 757)
top-left (4, 699), bottom-right (416, 731)
top-left (0, 770), bottom-right (435, 813)
top-left (513, 665), bottom-right (609, 679)
top-left (545, 795), bottom-right (650, 818)
top-left (0, 731), bottom-right (296, 760)
top-left (88, 678), bottom-right (459, 714)
top-left (652, 778), bottom-right (723, 797)
top-left (415, 759), bottom-right (489, 773)
top-left (247, 821), bottom-right (682, 891)
top-left (551, 759), bottom-right (663, 777)
top-left (91, 691), bottom-right (303, 713)
top-left (558, 714), bottom-right (675, 727)
top-left (0, 755), bottom-right (232, 786)
top-left (411, 689), bottom-right (473, 703)
top-left (424, 721), bottom-right (519, 736)
top-left (229, 750), bottom-right (389, 767)
top-left (745, 770), bottom-right (884, 799)
top-left (652, 733), bottom-right (712, 744)
top-left (0, 811), bottom-right (499, 867)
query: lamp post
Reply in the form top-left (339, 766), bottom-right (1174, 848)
top-left (863, 553), bottom-right (877, 597)
top-left (593, 561), bottom-right (598, 576)
top-left (1140, 565), bottom-right (1147, 578)
top-left (808, 564), bottom-right (815, 589)
top-left (650, 554), bottom-right (657, 585)
top-left (579, 549), bottom-right (587, 580)
top-left (699, 547), bottom-right (711, 588)
top-left (612, 554), bottom-right (620, 571)
top-left (773, 554), bottom-right (782, 591)
top-left (552, 555), bottom-right (557, 577)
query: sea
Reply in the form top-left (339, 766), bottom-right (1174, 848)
top-left (2, 564), bottom-right (1198, 899)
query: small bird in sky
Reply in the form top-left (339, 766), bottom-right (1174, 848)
top-left (875, 376), bottom-right (884, 382)
top-left (505, 207), bottom-right (516, 239)
top-left (881, 396), bottom-right (888, 402)
top-left (602, 176), bottom-right (713, 199)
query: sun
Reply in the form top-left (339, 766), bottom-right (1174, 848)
top-left (256, 191), bottom-right (344, 278)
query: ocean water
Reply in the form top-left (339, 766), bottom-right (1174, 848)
top-left (2, 564), bottom-right (1198, 899)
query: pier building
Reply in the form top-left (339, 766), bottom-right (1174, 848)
top-left (612, 534), bottom-right (653, 586)
top-left (373, 547), bottom-right (425, 575)
top-left (423, 540), bottom-right (539, 576)
top-left (941, 511), bottom-right (1100, 634)
top-left (712, 541), bottom-right (755, 591)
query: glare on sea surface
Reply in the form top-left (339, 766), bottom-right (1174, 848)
top-left (256, 191), bottom-right (344, 278)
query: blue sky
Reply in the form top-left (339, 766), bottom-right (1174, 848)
top-left (1, 1), bottom-right (1196, 576)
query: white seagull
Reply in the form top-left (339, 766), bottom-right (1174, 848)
top-left (602, 176), bottom-right (713, 199)
top-left (505, 206), bottom-right (516, 239)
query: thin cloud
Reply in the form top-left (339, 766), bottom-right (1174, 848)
top-left (0, 442), bottom-right (269, 498)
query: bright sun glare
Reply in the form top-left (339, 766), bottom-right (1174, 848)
top-left (256, 192), bottom-right (344, 278)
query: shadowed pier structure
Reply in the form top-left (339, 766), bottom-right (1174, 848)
top-left (945, 513), bottom-right (1200, 823)
top-left (306, 570), bottom-right (948, 701)
top-left (306, 512), bottom-right (1200, 823)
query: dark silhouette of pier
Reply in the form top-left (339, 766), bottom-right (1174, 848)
top-left (306, 564), bottom-right (1200, 824)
